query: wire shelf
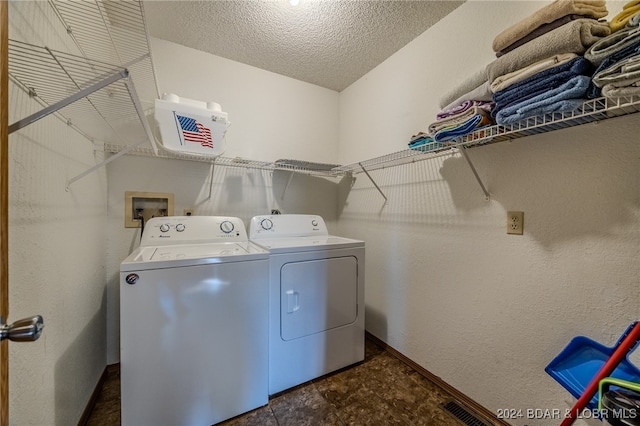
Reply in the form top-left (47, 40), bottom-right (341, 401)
top-left (8, 0), bottom-right (157, 148)
top-left (101, 143), bottom-right (346, 178)
top-left (9, 1), bottom-right (640, 183)
top-left (338, 94), bottom-right (640, 174)
top-left (106, 92), bottom-right (640, 179)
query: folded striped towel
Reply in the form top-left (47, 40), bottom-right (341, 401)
top-left (602, 80), bottom-right (640, 96)
top-left (592, 53), bottom-right (640, 88)
top-left (585, 26), bottom-right (640, 66)
top-left (585, 34), bottom-right (640, 97)
top-left (492, 0), bottom-right (608, 53)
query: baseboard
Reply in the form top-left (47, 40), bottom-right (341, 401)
top-left (77, 365), bottom-right (109, 426)
top-left (365, 332), bottom-right (510, 426)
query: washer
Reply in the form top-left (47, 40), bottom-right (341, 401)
top-left (249, 214), bottom-right (365, 395)
top-left (120, 216), bottom-right (269, 426)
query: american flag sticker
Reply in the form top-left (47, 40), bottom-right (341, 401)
top-left (175, 114), bottom-right (214, 149)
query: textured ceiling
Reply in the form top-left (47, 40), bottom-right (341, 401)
top-left (143, 1), bottom-right (464, 92)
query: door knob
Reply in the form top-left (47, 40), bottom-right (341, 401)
top-left (0, 315), bottom-right (44, 342)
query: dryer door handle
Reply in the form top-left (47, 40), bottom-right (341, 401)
top-left (286, 290), bottom-right (300, 313)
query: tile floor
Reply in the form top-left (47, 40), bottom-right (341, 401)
top-left (86, 338), bottom-right (469, 426)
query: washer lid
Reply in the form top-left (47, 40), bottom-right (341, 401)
top-left (120, 242), bottom-right (269, 271)
top-left (251, 235), bottom-right (364, 253)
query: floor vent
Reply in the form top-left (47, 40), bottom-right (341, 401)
top-left (443, 400), bottom-right (492, 426)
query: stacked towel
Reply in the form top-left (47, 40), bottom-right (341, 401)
top-left (584, 26), bottom-right (640, 97)
top-left (427, 105), bottom-right (494, 143)
top-left (490, 53), bottom-right (578, 93)
top-left (496, 75), bottom-right (591, 124)
top-left (431, 73), bottom-right (495, 144)
top-left (492, 57), bottom-right (593, 121)
top-left (492, 0), bottom-right (608, 56)
top-left (486, 18), bottom-right (610, 84)
top-left (485, 0), bottom-right (609, 127)
top-left (407, 133), bottom-right (444, 152)
top-left (593, 52), bottom-right (640, 97)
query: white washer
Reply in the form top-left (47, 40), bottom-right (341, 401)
top-left (120, 216), bottom-right (269, 426)
top-left (249, 214), bottom-right (365, 395)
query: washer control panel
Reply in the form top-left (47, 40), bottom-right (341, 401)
top-left (141, 216), bottom-right (248, 246)
top-left (249, 214), bottom-right (328, 239)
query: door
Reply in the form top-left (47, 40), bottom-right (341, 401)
top-left (1, 2), bottom-right (10, 424)
top-left (280, 256), bottom-right (358, 341)
top-left (1, 4), bottom-right (45, 425)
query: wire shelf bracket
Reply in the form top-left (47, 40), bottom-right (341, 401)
top-left (359, 162), bottom-right (388, 205)
top-left (458, 146), bottom-right (490, 201)
top-left (9, 69), bottom-right (128, 134)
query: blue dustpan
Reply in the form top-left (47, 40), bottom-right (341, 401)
top-left (545, 323), bottom-right (640, 410)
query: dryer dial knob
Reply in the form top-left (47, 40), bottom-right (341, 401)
top-left (220, 220), bottom-right (234, 234)
top-left (175, 224), bottom-right (185, 232)
top-left (261, 218), bottom-right (273, 230)
top-left (159, 224), bottom-right (170, 233)
top-left (311, 219), bottom-right (318, 227)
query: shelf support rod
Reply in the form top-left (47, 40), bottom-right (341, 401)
top-left (359, 162), bottom-right (387, 204)
top-left (122, 74), bottom-right (159, 156)
top-left (8, 69), bottom-right (128, 134)
top-left (65, 139), bottom-right (148, 191)
top-left (458, 146), bottom-right (490, 201)
top-left (207, 161), bottom-right (215, 201)
top-left (281, 171), bottom-right (294, 200)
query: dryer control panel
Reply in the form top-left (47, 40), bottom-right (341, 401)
top-left (249, 214), bottom-right (328, 239)
top-left (141, 216), bottom-right (248, 246)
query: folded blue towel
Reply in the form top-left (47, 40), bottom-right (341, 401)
top-left (408, 139), bottom-right (445, 152)
top-left (498, 99), bottom-right (585, 125)
top-left (434, 115), bottom-right (489, 143)
top-left (493, 57), bottom-right (593, 106)
top-left (496, 75), bottom-right (590, 125)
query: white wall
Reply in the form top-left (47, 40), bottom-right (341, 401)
top-left (149, 37), bottom-right (340, 163)
top-left (337, 1), bottom-right (640, 425)
top-left (8, 1), bottom-right (638, 424)
top-left (8, 2), bottom-right (108, 424)
top-left (105, 38), bottom-right (341, 364)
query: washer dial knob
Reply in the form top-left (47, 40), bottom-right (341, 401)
top-left (159, 224), bottom-right (170, 233)
top-left (311, 219), bottom-right (318, 227)
top-left (175, 224), bottom-right (185, 232)
top-left (220, 220), bottom-right (234, 234)
top-left (261, 218), bottom-right (273, 231)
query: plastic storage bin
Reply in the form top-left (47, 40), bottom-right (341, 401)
top-left (154, 93), bottom-right (230, 156)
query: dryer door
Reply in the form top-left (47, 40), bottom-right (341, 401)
top-left (280, 256), bottom-right (357, 341)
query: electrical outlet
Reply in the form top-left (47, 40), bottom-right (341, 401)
top-left (507, 211), bottom-right (524, 235)
top-left (183, 209), bottom-right (194, 216)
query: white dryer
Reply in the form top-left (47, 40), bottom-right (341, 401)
top-left (120, 216), bottom-right (269, 426)
top-left (249, 214), bottom-right (365, 395)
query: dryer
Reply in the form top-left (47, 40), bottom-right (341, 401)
top-left (120, 216), bottom-right (269, 426)
top-left (249, 214), bottom-right (365, 395)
